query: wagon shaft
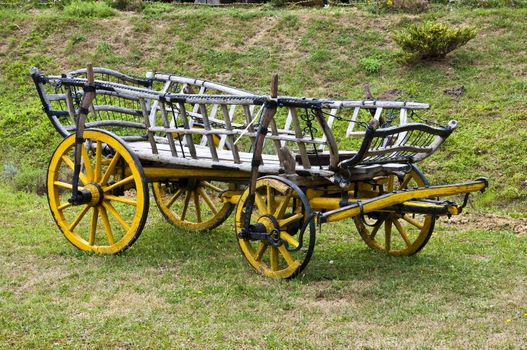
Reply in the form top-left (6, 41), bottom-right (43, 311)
top-left (319, 178), bottom-right (488, 223)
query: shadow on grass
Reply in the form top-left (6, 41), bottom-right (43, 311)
top-left (49, 218), bottom-right (508, 300)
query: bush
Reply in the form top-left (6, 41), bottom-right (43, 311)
top-left (64, 0), bottom-right (116, 18)
top-left (394, 21), bottom-right (477, 60)
top-left (106, 0), bottom-right (143, 12)
top-left (364, 0), bottom-right (429, 14)
top-left (359, 57), bottom-right (383, 74)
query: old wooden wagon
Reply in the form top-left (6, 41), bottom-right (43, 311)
top-left (31, 65), bottom-right (487, 279)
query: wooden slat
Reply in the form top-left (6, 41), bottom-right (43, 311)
top-left (64, 86), bottom-right (77, 125)
top-left (159, 101), bottom-right (178, 157)
top-left (269, 118), bottom-right (284, 163)
top-left (395, 108), bottom-right (409, 145)
top-left (177, 102), bottom-right (197, 159)
top-left (346, 107), bottom-right (361, 137)
top-left (198, 104), bottom-right (219, 162)
top-left (289, 107), bottom-right (310, 169)
top-left (220, 104), bottom-right (241, 164)
top-left (139, 98), bottom-right (158, 154)
top-left (148, 126), bottom-right (327, 145)
top-left (192, 86), bottom-right (206, 114)
top-left (242, 105), bottom-right (258, 162)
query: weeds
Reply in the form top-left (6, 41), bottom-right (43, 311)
top-left (63, 0), bottom-right (115, 18)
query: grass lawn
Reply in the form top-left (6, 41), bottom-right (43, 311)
top-left (0, 3), bottom-right (526, 349)
top-left (0, 186), bottom-right (526, 349)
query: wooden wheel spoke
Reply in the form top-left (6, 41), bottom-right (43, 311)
top-left (393, 219), bottom-right (411, 247)
top-left (99, 206), bottom-right (115, 245)
top-left (89, 207), bottom-right (98, 246)
top-left (95, 141), bottom-right (102, 182)
top-left (278, 245), bottom-right (298, 267)
top-left (273, 191), bottom-right (293, 219)
top-left (400, 174), bottom-right (412, 190)
top-left (254, 192), bottom-right (267, 214)
top-left (278, 213), bottom-right (302, 229)
top-left (54, 181), bottom-right (75, 190)
top-left (201, 181), bottom-right (222, 193)
top-left (402, 214), bottom-right (424, 230)
top-left (386, 176), bottom-right (395, 192)
top-left (105, 195), bottom-right (137, 206)
top-left (57, 202), bottom-right (73, 211)
top-left (103, 201), bottom-right (131, 232)
top-left (198, 187), bottom-right (218, 215)
top-left (193, 191), bottom-right (202, 223)
top-left (81, 146), bottom-right (94, 182)
top-left (370, 218), bottom-right (385, 239)
top-left (61, 155), bottom-right (88, 185)
top-left (280, 231), bottom-right (300, 249)
top-left (68, 205), bottom-right (90, 231)
top-left (269, 247), bottom-right (279, 271)
top-left (166, 188), bottom-right (184, 208)
top-left (180, 190), bottom-right (192, 221)
top-left (100, 153), bottom-right (121, 186)
top-left (254, 242), bottom-right (267, 262)
top-left (384, 219), bottom-right (392, 251)
top-left (104, 175), bottom-right (135, 193)
top-left (266, 185), bottom-right (274, 214)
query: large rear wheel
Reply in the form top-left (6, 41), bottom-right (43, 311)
top-left (47, 130), bottom-right (149, 254)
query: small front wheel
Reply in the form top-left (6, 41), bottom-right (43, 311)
top-left (47, 130), bottom-right (149, 254)
top-left (235, 176), bottom-right (315, 279)
top-left (354, 167), bottom-right (435, 256)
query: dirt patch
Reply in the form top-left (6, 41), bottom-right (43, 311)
top-left (444, 213), bottom-right (527, 235)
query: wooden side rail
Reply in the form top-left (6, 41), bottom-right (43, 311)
top-left (32, 67), bottom-right (451, 179)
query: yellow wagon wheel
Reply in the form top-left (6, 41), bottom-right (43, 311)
top-left (235, 176), bottom-right (316, 279)
top-left (354, 167), bottom-right (435, 256)
top-left (152, 180), bottom-right (234, 231)
top-left (47, 129), bottom-right (149, 254)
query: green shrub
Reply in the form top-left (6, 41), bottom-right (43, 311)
top-left (359, 57), bottom-right (383, 74)
top-left (64, 0), bottom-right (115, 18)
top-left (394, 21), bottom-right (477, 60)
top-left (106, 0), bottom-right (143, 12)
top-left (362, 0), bottom-right (429, 14)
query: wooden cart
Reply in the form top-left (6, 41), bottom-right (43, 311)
top-left (31, 65), bottom-right (488, 279)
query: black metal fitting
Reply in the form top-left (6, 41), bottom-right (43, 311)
top-left (68, 189), bottom-right (92, 206)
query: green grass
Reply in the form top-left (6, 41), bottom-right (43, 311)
top-left (0, 4), bottom-right (526, 349)
top-left (63, 1), bottom-right (116, 18)
top-left (0, 185), bottom-right (526, 348)
top-left (1, 6), bottom-right (526, 212)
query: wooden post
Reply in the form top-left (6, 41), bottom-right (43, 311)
top-left (243, 74), bottom-right (279, 229)
top-left (71, 64), bottom-right (96, 202)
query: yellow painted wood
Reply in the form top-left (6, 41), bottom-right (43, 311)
top-left (47, 130), bottom-right (148, 254)
top-left (352, 170), bottom-right (435, 256)
top-left (152, 180), bottom-right (235, 231)
top-left (143, 167), bottom-right (248, 181)
top-left (325, 181), bottom-right (485, 223)
top-left (234, 177), bottom-right (310, 279)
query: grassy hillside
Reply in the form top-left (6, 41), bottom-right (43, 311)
top-left (0, 4), bottom-right (526, 212)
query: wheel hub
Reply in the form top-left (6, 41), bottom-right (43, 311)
top-left (84, 182), bottom-right (104, 207)
top-left (68, 182), bottom-right (104, 207)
